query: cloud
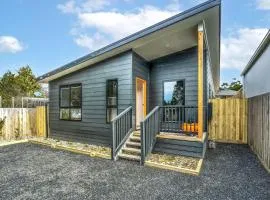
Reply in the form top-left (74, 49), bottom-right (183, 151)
top-left (57, 0), bottom-right (78, 14)
top-left (221, 28), bottom-right (268, 70)
top-left (0, 36), bottom-right (24, 53)
top-left (58, 0), bottom-right (181, 51)
top-left (257, 0), bottom-right (270, 10)
top-left (74, 33), bottom-right (109, 50)
top-left (57, 0), bottom-right (110, 14)
top-left (78, 6), bottom-right (179, 40)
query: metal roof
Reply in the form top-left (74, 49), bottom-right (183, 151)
top-left (38, 0), bottom-right (221, 82)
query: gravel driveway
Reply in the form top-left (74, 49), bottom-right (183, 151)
top-left (0, 143), bottom-right (269, 200)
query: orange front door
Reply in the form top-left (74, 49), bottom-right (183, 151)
top-left (136, 77), bottom-right (147, 129)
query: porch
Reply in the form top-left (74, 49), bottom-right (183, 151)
top-left (111, 20), bottom-right (211, 163)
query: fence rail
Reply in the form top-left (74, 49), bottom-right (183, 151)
top-left (0, 106), bottom-right (47, 140)
top-left (208, 98), bottom-right (247, 143)
top-left (248, 94), bottom-right (270, 171)
top-left (159, 105), bottom-right (199, 134)
top-left (111, 106), bottom-right (133, 160)
top-left (140, 106), bottom-right (160, 165)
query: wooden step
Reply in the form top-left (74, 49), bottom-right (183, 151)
top-left (122, 147), bottom-right (141, 155)
top-left (119, 153), bottom-right (141, 161)
top-left (130, 136), bottom-right (141, 142)
top-left (133, 133), bottom-right (141, 137)
top-left (126, 141), bottom-right (141, 148)
top-left (133, 131), bottom-right (141, 136)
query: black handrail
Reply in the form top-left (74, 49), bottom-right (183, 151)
top-left (111, 106), bottom-right (133, 160)
top-left (140, 106), bottom-right (160, 165)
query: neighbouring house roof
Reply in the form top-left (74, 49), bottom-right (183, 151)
top-left (38, 0), bottom-right (221, 85)
top-left (241, 29), bottom-right (270, 76)
top-left (216, 89), bottom-right (238, 97)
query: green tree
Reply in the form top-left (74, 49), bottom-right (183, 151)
top-left (171, 81), bottom-right (185, 105)
top-left (0, 66), bottom-right (42, 107)
top-left (220, 78), bottom-right (242, 91)
top-left (16, 66), bottom-right (41, 96)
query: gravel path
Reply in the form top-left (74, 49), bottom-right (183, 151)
top-left (0, 143), bottom-right (269, 200)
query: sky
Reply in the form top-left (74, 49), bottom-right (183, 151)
top-left (0, 0), bottom-right (269, 84)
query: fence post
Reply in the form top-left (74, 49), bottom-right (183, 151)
top-left (12, 97), bottom-right (15, 108)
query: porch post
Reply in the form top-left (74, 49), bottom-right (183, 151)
top-left (197, 23), bottom-right (204, 139)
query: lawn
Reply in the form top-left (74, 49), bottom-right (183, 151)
top-left (0, 143), bottom-right (269, 200)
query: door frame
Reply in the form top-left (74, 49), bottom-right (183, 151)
top-left (136, 77), bottom-right (147, 126)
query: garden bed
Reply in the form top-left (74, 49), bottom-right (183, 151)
top-left (0, 139), bottom-right (28, 147)
top-left (29, 137), bottom-right (111, 159)
top-left (145, 153), bottom-right (203, 175)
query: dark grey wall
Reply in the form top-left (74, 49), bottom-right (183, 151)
top-left (153, 137), bottom-right (207, 158)
top-left (149, 47), bottom-right (198, 109)
top-left (48, 51), bottom-right (133, 147)
top-left (132, 52), bottom-right (150, 127)
top-left (48, 47), bottom-right (216, 147)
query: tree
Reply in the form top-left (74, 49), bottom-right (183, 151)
top-left (220, 78), bottom-right (242, 91)
top-left (0, 66), bottom-right (42, 107)
top-left (171, 81), bottom-right (185, 105)
top-left (15, 66), bottom-right (41, 96)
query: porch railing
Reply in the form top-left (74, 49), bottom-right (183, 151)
top-left (159, 105), bottom-right (200, 134)
top-left (111, 106), bottom-right (133, 160)
top-left (140, 106), bottom-right (160, 165)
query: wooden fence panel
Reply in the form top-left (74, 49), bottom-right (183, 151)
top-left (36, 106), bottom-right (47, 137)
top-left (0, 106), bottom-right (47, 140)
top-left (208, 98), bottom-right (247, 144)
top-left (248, 94), bottom-right (270, 172)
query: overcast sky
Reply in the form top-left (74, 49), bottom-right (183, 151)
top-left (0, 0), bottom-right (269, 84)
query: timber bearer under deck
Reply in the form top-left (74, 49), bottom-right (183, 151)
top-left (38, 0), bottom-right (221, 165)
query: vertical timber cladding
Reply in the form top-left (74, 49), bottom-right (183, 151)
top-left (198, 23), bottom-right (204, 138)
top-left (248, 94), bottom-right (270, 172)
top-left (208, 98), bottom-right (248, 144)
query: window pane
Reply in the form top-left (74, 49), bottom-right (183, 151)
top-left (107, 108), bottom-right (117, 123)
top-left (107, 80), bottom-right (117, 106)
top-left (71, 85), bottom-right (81, 107)
top-left (60, 87), bottom-right (70, 107)
top-left (163, 81), bottom-right (185, 105)
top-left (60, 109), bottom-right (70, 120)
top-left (70, 108), bottom-right (81, 120)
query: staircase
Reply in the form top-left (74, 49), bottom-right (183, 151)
top-left (118, 131), bottom-right (141, 162)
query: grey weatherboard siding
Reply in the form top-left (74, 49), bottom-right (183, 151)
top-left (49, 51), bottom-right (133, 146)
top-left (153, 135), bottom-right (208, 158)
top-left (132, 52), bottom-right (150, 127)
top-left (48, 47), bottom-right (214, 150)
top-left (149, 47), bottom-right (198, 108)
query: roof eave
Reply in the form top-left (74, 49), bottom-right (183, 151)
top-left (38, 0), bottom-right (221, 82)
top-left (241, 30), bottom-right (270, 76)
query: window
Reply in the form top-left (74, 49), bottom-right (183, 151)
top-left (59, 84), bottom-right (82, 121)
top-left (163, 80), bottom-right (185, 122)
top-left (163, 80), bottom-right (185, 106)
top-left (106, 80), bottom-right (118, 123)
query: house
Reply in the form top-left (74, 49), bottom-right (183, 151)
top-left (241, 30), bottom-right (270, 171)
top-left (241, 30), bottom-right (270, 98)
top-left (38, 0), bottom-right (221, 164)
top-left (216, 89), bottom-right (238, 98)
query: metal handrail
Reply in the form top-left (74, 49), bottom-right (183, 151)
top-left (140, 106), bottom-right (160, 165)
top-left (111, 106), bottom-right (132, 122)
top-left (111, 106), bottom-right (133, 160)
